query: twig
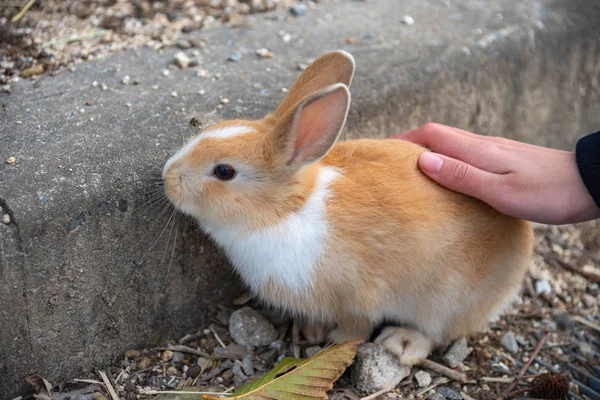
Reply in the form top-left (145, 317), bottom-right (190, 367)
top-left (40, 29), bottom-right (108, 48)
top-left (210, 326), bottom-right (227, 348)
top-left (98, 371), bottom-right (120, 400)
top-left (416, 377), bottom-right (450, 396)
top-left (360, 385), bottom-right (395, 400)
top-left (502, 330), bottom-right (550, 397)
top-left (292, 319), bottom-right (301, 359)
top-left (573, 315), bottom-right (600, 333)
top-left (74, 379), bottom-right (104, 385)
top-left (154, 345), bottom-right (211, 358)
top-left (139, 389), bottom-right (232, 396)
top-left (546, 257), bottom-right (600, 284)
top-left (10, 0), bottom-right (35, 22)
top-left (416, 359), bottom-right (467, 383)
top-left (481, 377), bottom-right (514, 384)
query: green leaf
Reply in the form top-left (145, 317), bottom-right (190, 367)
top-left (204, 340), bottom-right (361, 400)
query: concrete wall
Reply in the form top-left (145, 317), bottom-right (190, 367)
top-left (1, 0), bottom-right (599, 396)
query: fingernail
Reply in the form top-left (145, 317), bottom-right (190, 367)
top-left (419, 152), bottom-right (444, 173)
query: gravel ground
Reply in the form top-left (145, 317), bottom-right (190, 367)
top-left (0, 0), bottom-right (307, 81)
top-left (30, 221), bottom-right (599, 400)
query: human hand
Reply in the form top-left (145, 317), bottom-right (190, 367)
top-left (392, 123), bottom-right (600, 225)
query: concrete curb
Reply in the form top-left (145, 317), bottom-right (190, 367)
top-left (1, 0), bottom-right (599, 396)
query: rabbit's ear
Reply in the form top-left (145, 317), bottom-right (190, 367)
top-left (272, 51), bottom-right (355, 119)
top-left (269, 83), bottom-right (350, 167)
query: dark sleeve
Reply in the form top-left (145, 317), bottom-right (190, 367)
top-left (575, 131), bottom-right (600, 208)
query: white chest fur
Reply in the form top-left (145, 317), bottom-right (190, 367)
top-left (203, 166), bottom-right (341, 294)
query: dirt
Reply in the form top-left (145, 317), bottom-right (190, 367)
top-left (0, 0), bottom-right (306, 81)
top-left (26, 220), bottom-right (600, 400)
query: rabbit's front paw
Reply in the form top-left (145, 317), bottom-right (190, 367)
top-left (328, 319), bottom-right (372, 344)
top-left (374, 327), bottom-right (433, 365)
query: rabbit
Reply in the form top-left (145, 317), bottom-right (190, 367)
top-left (162, 50), bottom-right (534, 365)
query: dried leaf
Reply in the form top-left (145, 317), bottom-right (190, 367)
top-left (26, 374), bottom-right (53, 399)
top-left (205, 340), bottom-right (362, 400)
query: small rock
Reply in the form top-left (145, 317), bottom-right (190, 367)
top-left (305, 346), bottom-right (322, 358)
top-left (199, 89), bottom-right (206, 95)
top-left (363, 33), bottom-right (374, 40)
top-left (582, 294), bottom-right (597, 308)
top-left (435, 386), bottom-right (462, 400)
top-left (221, 98), bottom-right (230, 104)
top-left (401, 15), bottom-right (415, 25)
top-left (124, 380), bottom-right (136, 392)
top-left (122, 75), bottom-right (130, 84)
top-left (187, 364), bottom-right (201, 378)
top-left (162, 69), bottom-right (170, 76)
top-left (2, 214), bottom-right (11, 225)
top-left (281, 33), bottom-right (292, 43)
top-left (171, 91), bottom-right (178, 98)
top-left (290, 4), bottom-right (307, 16)
top-left (125, 350), bottom-right (140, 359)
top-left (190, 117), bottom-right (203, 127)
top-left (92, 81), bottom-right (99, 87)
top-left (541, 319), bottom-right (557, 332)
top-left (92, 393), bottom-right (107, 400)
top-left (443, 337), bottom-right (472, 368)
top-left (535, 279), bottom-right (552, 295)
top-left (351, 343), bottom-right (411, 395)
top-left (555, 313), bottom-right (575, 330)
top-left (161, 349), bottom-right (174, 361)
top-left (242, 354), bottom-right (254, 376)
top-left (174, 51), bottom-right (191, 68)
top-left (6, 156), bottom-right (16, 164)
top-left (515, 335), bottom-right (527, 346)
top-left (297, 63), bottom-right (308, 71)
top-left (228, 51), bottom-right (242, 62)
top-left (577, 342), bottom-right (595, 359)
top-left (346, 37), bottom-right (356, 44)
top-left (172, 351), bottom-right (185, 363)
top-left (414, 370), bottom-right (431, 388)
top-left (101, 83), bottom-right (107, 91)
top-left (501, 331), bottom-right (519, 354)
top-left (21, 64), bottom-right (44, 78)
top-left (429, 394), bottom-right (445, 400)
top-left (166, 366), bottom-right (178, 375)
top-left (138, 357), bottom-right (151, 369)
top-left (177, 40), bottom-right (191, 49)
top-left (256, 48), bottom-right (274, 58)
top-left (229, 307), bottom-right (278, 348)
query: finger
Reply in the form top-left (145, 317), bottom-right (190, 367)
top-left (418, 151), bottom-right (502, 201)
top-left (397, 124), bottom-right (510, 173)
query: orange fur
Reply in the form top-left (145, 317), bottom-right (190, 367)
top-left (163, 51), bottom-right (534, 364)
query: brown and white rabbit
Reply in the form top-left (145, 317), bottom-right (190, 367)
top-left (163, 50), bottom-right (534, 365)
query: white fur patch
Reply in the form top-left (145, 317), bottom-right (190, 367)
top-left (163, 125), bottom-right (253, 177)
top-left (203, 166), bottom-right (341, 294)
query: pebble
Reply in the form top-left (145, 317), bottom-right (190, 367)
top-left (166, 366), bottom-right (178, 375)
top-left (172, 351), bottom-right (185, 363)
top-left (443, 337), bottom-right (472, 368)
top-left (177, 40), bottom-right (191, 49)
top-left (20, 64), bottom-right (44, 78)
top-left (242, 354), bottom-right (254, 376)
top-left (256, 48), bottom-right (274, 58)
top-left (92, 393), bottom-right (107, 400)
top-left (125, 350), bottom-right (140, 359)
top-left (16, 121), bottom-right (22, 125)
top-left (6, 156), bottom-right (16, 164)
top-left (199, 89), bottom-right (205, 95)
top-left (92, 81), bottom-right (99, 87)
top-left (174, 51), bottom-right (191, 68)
top-left (346, 37), bottom-right (356, 44)
top-left (2, 214), bottom-right (10, 225)
top-left (228, 51), bottom-right (242, 62)
top-left (555, 313), bottom-right (575, 330)
top-left (290, 4), bottom-right (307, 16)
top-left (501, 331), bottom-right (519, 354)
top-left (221, 98), bottom-right (230, 104)
top-left (582, 294), bottom-right (597, 308)
top-left (79, 108), bottom-right (85, 113)
top-left (162, 69), bottom-right (170, 76)
top-left (351, 343), bottom-right (411, 395)
top-left (122, 75), bottom-right (130, 84)
top-left (101, 83), bottom-right (107, 91)
top-left (541, 319), bottom-right (557, 332)
top-left (281, 33), bottom-right (292, 43)
top-left (535, 279), bottom-right (552, 294)
top-left (151, 84), bottom-right (159, 90)
top-left (171, 91), bottom-right (178, 98)
top-left (401, 15), bottom-right (415, 25)
top-left (297, 63), bottom-right (308, 71)
top-left (161, 349), bottom-right (174, 361)
top-left (435, 386), bottom-right (462, 400)
top-left (577, 342), bottom-right (595, 359)
top-left (429, 394), bottom-right (445, 400)
top-left (228, 307), bottom-right (278, 348)
top-left (414, 370), bottom-right (432, 387)
top-left (125, 102), bottom-right (132, 108)
top-left (138, 357), bottom-right (151, 369)
top-left (187, 364), bottom-right (201, 378)
top-left (305, 346), bottom-right (322, 358)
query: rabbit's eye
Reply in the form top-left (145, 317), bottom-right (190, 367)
top-left (214, 164), bottom-right (236, 180)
